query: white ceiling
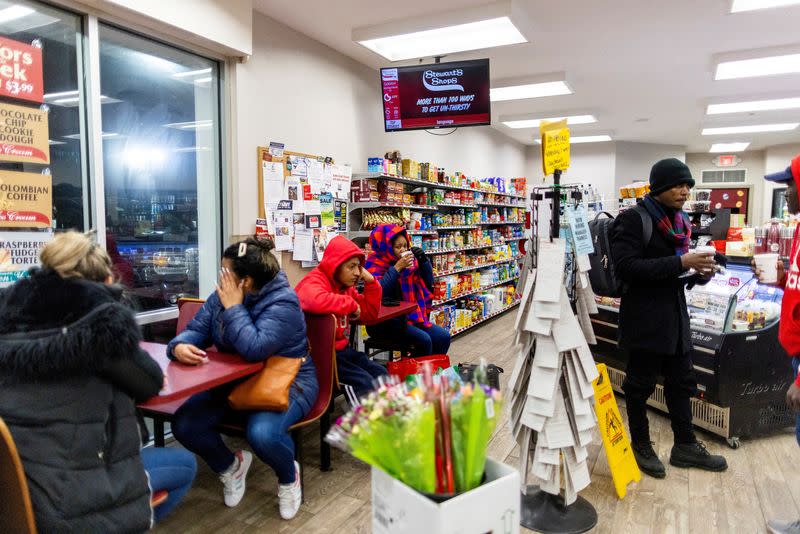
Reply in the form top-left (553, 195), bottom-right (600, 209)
top-left (254, 0), bottom-right (800, 152)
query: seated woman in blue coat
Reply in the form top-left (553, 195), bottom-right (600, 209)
top-left (169, 237), bottom-right (318, 521)
top-left (365, 224), bottom-right (450, 356)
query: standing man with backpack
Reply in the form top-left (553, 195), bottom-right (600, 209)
top-left (611, 158), bottom-right (728, 478)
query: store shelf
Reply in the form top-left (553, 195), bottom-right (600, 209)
top-left (349, 202), bottom-right (437, 212)
top-left (476, 201), bottom-right (526, 208)
top-left (476, 221), bottom-right (525, 226)
top-left (353, 173), bottom-right (525, 200)
top-left (433, 225), bottom-right (478, 231)
top-left (450, 300), bottom-right (521, 337)
top-left (432, 276), bottom-right (520, 307)
top-left (426, 242), bottom-right (503, 256)
top-left (438, 202), bottom-right (479, 209)
top-left (408, 230), bottom-right (439, 236)
top-left (434, 256), bottom-right (524, 278)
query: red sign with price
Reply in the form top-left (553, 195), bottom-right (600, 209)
top-left (0, 37), bottom-right (43, 103)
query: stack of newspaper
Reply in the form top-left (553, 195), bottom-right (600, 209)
top-left (508, 238), bottom-right (600, 505)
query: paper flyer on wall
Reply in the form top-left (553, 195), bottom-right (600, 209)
top-left (307, 160), bottom-right (324, 195)
top-left (293, 229), bottom-right (314, 262)
top-left (322, 164), bottom-right (333, 192)
top-left (0, 230), bottom-right (53, 288)
top-left (330, 164), bottom-right (352, 200)
top-left (255, 218), bottom-right (270, 238)
top-left (334, 200), bottom-right (348, 232)
top-left (313, 228), bottom-right (334, 263)
top-left (262, 160), bottom-right (284, 206)
top-left (273, 200), bottom-right (294, 251)
top-left (304, 199), bottom-right (321, 216)
top-left (320, 192), bottom-right (334, 227)
top-left (289, 155), bottom-right (308, 177)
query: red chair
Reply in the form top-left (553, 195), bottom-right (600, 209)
top-left (150, 489), bottom-right (169, 508)
top-left (176, 298), bottom-right (205, 335)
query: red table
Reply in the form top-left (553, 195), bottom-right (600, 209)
top-left (137, 342), bottom-right (264, 446)
top-left (348, 301), bottom-right (419, 348)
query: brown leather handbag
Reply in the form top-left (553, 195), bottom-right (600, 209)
top-left (228, 356), bottom-right (305, 411)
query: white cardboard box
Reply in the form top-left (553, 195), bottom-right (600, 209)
top-left (371, 458), bottom-right (520, 534)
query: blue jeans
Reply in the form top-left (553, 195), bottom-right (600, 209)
top-left (405, 323), bottom-right (451, 356)
top-left (336, 347), bottom-right (388, 399)
top-left (792, 357), bottom-right (800, 446)
top-left (140, 446), bottom-right (197, 522)
top-left (172, 379), bottom-right (317, 484)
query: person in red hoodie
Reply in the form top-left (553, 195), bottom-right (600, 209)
top-left (758, 154), bottom-right (800, 534)
top-left (295, 235), bottom-right (388, 400)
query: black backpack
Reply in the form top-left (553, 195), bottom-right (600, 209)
top-left (587, 205), bottom-right (652, 297)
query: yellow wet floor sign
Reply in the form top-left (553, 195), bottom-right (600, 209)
top-left (592, 363), bottom-right (641, 498)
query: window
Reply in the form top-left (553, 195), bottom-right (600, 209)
top-left (98, 24), bottom-right (222, 312)
top-left (0, 0), bottom-right (88, 230)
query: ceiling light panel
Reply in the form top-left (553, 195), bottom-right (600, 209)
top-left (358, 17), bottom-right (526, 61)
top-left (707, 97), bottom-right (800, 114)
top-left (709, 142), bottom-right (750, 152)
top-left (701, 123), bottom-right (799, 135)
top-left (502, 115), bottom-right (596, 129)
top-left (715, 52), bottom-right (800, 80)
top-left (731, 0), bottom-right (800, 12)
top-left (490, 81), bottom-right (572, 102)
top-left (534, 135), bottom-right (612, 144)
top-left (0, 5), bottom-right (34, 24)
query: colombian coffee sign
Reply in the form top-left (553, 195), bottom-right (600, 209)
top-left (0, 230), bottom-right (52, 287)
top-left (0, 170), bottom-right (52, 228)
top-left (0, 102), bottom-right (49, 164)
top-left (0, 37), bottom-right (43, 103)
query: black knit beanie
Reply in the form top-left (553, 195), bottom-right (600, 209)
top-left (649, 158), bottom-right (695, 196)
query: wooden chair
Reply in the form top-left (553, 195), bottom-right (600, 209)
top-left (0, 417), bottom-right (37, 534)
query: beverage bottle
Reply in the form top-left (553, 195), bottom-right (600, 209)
top-left (766, 219), bottom-right (783, 254)
top-left (754, 226), bottom-right (767, 255)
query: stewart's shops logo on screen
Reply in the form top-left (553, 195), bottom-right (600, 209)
top-left (381, 59), bottom-right (490, 131)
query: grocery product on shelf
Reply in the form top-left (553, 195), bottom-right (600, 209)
top-left (429, 283), bottom-right (519, 334)
top-left (430, 244), bottom-right (519, 276)
top-left (360, 207), bottom-right (411, 230)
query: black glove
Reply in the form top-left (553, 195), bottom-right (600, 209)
top-left (411, 246), bottom-right (427, 263)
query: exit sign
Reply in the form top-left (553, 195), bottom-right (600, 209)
top-left (713, 154), bottom-right (741, 167)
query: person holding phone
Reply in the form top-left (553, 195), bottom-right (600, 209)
top-left (755, 154), bottom-right (800, 534)
top-left (364, 224), bottom-right (450, 356)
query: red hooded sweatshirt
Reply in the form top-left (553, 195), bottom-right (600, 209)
top-left (778, 156), bottom-right (800, 385)
top-left (295, 235), bottom-right (382, 350)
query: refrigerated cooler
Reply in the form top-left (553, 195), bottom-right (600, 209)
top-left (591, 263), bottom-right (794, 448)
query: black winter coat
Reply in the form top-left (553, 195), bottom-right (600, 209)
top-left (611, 206), bottom-right (692, 355)
top-left (0, 269), bottom-right (163, 533)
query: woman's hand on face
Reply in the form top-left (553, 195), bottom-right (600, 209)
top-left (360, 266), bottom-right (375, 284)
top-left (173, 343), bottom-right (208, 365)
top-left (217, 268), bottom-right (245, 309)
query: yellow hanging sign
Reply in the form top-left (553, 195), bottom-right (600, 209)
top-left (592, 363), bottom-right (641, 499)
top-left (540, 119), bottom-right (570, 176)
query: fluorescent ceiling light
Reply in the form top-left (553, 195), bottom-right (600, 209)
top-left (174, 146), bottom-right (211, 153)
top-left (358, 17), bottom-right (525, 61)
top-left (193, 77), bottom-right (212, 84)
top-left (702, 123), bottom-right (799, 135)
top-left (503, 115), bottom-right (596, 129)
top-left (715, 53), bottom-right (800, 80)
top-left (171, 68), bottom-right (212, 79)
top-left (534, 135), bottom-right (612, 144)
top-left (709, 142), bottom-right (750, 152)
top-left (0, 5), bottom-right (35, 23)
top-left (707, 97), bottom-right (800, 114)
top-left (48, 139), bottom-right (65, 145)
top-left (44, 90), bottom-right (120, 107)
top-left (62, 132), bottom-right (120, 140)
top-left (163, 120), bottom-right (213, 130)
top-left (731, 0), bottom-right (800, 12)
top-left (490, 81), bottom-right (572, 102)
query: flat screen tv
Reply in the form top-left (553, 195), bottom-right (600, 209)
top-left (380, 58), bottom-right (491, 132)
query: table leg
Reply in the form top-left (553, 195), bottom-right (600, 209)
top-left (154, 419), bottom-right (165, 448)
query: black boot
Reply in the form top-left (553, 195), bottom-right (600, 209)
top-left (632, 441), bottom-right (666, 478)
top-left (669, 441), bottom-right (728, 472)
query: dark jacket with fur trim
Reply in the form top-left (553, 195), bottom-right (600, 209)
top-left (0, 269), bottom-right (163, 534)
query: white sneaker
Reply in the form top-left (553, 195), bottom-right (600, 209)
top-left (219, 450), bottom-right (253, 507)
top-left (278, 461), bottom-right (302, 520)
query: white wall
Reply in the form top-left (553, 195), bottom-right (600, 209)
top-left (232, 11), bottom-right (531, 236)
top-left (614, 141), bottom-right (686, 193)
top-left (685, 150), bottom-right (765, 224)
top-left (77, 0), bottom-right (253, 56)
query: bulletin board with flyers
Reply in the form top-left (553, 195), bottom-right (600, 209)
top-left (256, 145), bottom-right (351, 267)
top-left (0, 36), bottom-right (54, 287)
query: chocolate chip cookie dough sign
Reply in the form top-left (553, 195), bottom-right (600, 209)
top-left (539, 119), bottom-right (570, 176)
top-left (0, 230), bottom-right (52, 287)
top-left (0, 170), bottom-right (52, 228)
top-left (0, 101), bottom-right (49, 164)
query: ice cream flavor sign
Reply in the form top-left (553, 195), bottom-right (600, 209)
top-left (0, 230), bottom-right (52, 287)
top-left (0, 170), bottom-right (52, 228)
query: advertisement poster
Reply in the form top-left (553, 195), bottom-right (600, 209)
top-left (0, 37), bottom-right (44, 103)
top-left (0, 101), bottom-right (49, 164)
top-left (255, 218), bottom-right (269, 238)
top-left (334, 200), bottom-right (348, 232)
top-left (540, 119), bottom-right (570, 176)
top-left (0, 230), bottom-right (52, 287)
top-left (330, 164), bottom-right (352, 200)
top-left (273, 200), bottom-right (294, 251)
top-left (319, 192), bottom-right (334, 227)
top-left (381, 59), bottom-right (490, 131)
top-left (0, 170), bottom-right (52, 228)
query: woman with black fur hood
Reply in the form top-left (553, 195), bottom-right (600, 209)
top-left (0, 231), bottom-right (195, 533)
